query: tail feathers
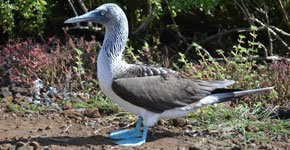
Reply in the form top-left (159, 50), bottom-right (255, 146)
top-left (197, 87), bottom-right (274, 107)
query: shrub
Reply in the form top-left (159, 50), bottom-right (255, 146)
top-left (0, 0), bottom-right (50, 37)
top-left (0, 37), bottom-right (99, 92)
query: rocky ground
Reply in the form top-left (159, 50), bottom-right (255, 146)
top-left (0, 108), bottom-right (289, 150)
top-left (0, 86), bottom-right (290, 150)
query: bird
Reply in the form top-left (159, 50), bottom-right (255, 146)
top-left (64, 3), bottom-right (274, 146)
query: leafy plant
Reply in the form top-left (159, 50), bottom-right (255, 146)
top-left (187, 103), bottom-right (290, 141)
top-left (0, 0), bottom-right (50, 37)
top-left (73, 48), bottom-right (85, 75)
top-left (171, 28), bottom-right (283, 105)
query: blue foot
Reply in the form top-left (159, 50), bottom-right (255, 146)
top-left (110, 129), bottom-right (142, 140)
top-left (109, 116), bottom-right (143, 140)
top-left (114, 137), bottom-right (145, 146)
top-left (114, 126), bottom-right (148, 146)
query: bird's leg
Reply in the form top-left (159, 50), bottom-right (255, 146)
top-left (114, 126), bottom-right (148, 146)
top-left (109, 116), bottom-right (142, 140)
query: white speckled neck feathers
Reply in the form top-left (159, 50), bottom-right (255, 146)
top-left (97, 8), bottom-right (129, 80)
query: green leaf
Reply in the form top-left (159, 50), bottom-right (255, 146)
top-left (75, 48), bottom-right (83, 55)
top-left (250, 25), bottom-right (258, 31)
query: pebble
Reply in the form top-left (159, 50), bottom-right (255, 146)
top-left (0, 143), bottom-right (14, 150)
top-left (15, 141), bottom-right (26, 148)
top-left (29, 141), bottom-right (41, 150)
top-left (45, 125), bottom-right (51, 130)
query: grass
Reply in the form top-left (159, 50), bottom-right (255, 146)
top-left (1, 90), bottom-right (119, 114)
top-left (185, 103), bottom-right (290, 141)
top-left (5, 102), bottom-right (49, 112)
top-left (62, 91), bottom-right (120, 114)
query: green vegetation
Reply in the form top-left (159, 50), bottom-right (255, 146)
top-left (0, 0), bottom-right (50, 37)
top-left (64, 92), bottom-right (119, 114)
top-left (5, 103), bottom-right (47, 112)
top-left (186, 103), bottom-right (290, 141)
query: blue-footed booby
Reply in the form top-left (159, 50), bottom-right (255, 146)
top-left (64, 3), bottom-right (274, 146)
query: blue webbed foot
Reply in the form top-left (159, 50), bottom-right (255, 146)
top-left (114, 137), bottom-right (146, 146)
top-left (109, 116), bottom-right (142, 140)
top-left (114, 126), bottom-right (148, 146)
top-left (109, 129), bottom-right (142, 140)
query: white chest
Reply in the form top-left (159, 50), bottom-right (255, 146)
top-left (97, 50), bottom-right (146, 116)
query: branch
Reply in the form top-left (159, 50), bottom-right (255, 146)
top-left (269, 25), bottom-right (290, 37)
top-left (163, 0), bottom-right (211, 57)
top-left (76, 0), bottom-right (93, 27)
top-left (264, 5), bottom-right (272, 56)
top-left (197, 26), bottom-right (266, 44)
top-left (66, 0), bottom-right (99, 32)
top-left (214, 55), bottom-right (290, 62)
top-left (277, 0), bottom-right (290, 30)
top-left (253, 18), bottom-right (290, 51)
top-left (67, 0), bottom-right (80, 27)
top-left (234, 0), bottom-right (254, 24)
top-left (131, 0), bottom-right (153, 35)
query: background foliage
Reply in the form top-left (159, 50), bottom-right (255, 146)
top-left (0, 0), bottom-right (289, 107)
top-left (0, 0), bottom-right (50, 38)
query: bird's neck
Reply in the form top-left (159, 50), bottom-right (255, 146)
top-left (102, 20), bottom-right (129, 64)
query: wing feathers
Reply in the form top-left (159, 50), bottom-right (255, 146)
top-left (112, 65), bottom-right (273, 113)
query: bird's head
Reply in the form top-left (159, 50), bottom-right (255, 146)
top-left (64, 3), bottom-right (126, 26)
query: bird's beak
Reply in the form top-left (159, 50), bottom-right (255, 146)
top-left (64, 10), bottom-right (96, 24)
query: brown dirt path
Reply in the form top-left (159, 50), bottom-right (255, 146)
top-left (0, 108), bottom-right (289, 150)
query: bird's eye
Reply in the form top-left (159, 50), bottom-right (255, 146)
top-left (100, 10), bottom-right (106, 16)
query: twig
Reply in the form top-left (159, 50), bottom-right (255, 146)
top-left (277, 0), bottom-right (290, 30)
top-left (164, 0), bottom-right (211, 57)
top-left (198, 26), bottom-right (266, 44)
top-left (131, 0), bottom-right (153, 35)
top-left (253, 18), bottom-right (290, 51)
top-left (269, 25), bottom-right (290, 37)
top-left (76, 0), bottom-right (93, 27)
top-left (264, 5), bottom-right (272, 57)
top-left (67, 0), bottom-right (80, 27)
top-left (214, 55), bottom-right (290, 62)
top-left (67, 0), bottom-right (78, 16)
top-left (164, 0), bottom-right (190, 46)
top-left (234, 0), bottom-right (253, 24)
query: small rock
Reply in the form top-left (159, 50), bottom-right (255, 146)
top-left (15, 141), bottom-right (26, 148)
top-left (249, 143), bottom-right (257, 149)
top-left (17, 145), bottom-right (34, 150)
top-left (0, 143), bottom-right (14, 150)
top-left (231, 146), bottom-right (241, 150)
top-left (62, 103), bottom-right (72, 110)
top-left (15, 93), bottom-right (25, 100)
top-left (245, 125), bottom-right (258, 132)
top-left (275, 106), bottom-right (290, 119)
top-left (171, 118), bottom-right (187, 127)
top-left (0, 87), bottom-right (12, 98)
top-left (29, 141), bottom-right (41, 150)
top-left (247, 113), bottom-right (257, 120)
top-left (177, 146), bottom-right (188, 150)
top-left (84, 108), bottom-right (100, 118)
top-left (11, 87), bottom-right (31, 95)
top-left (188, 146), bottom-right (201, 150)
top-left (45, 125), bottom-right (51, 130)
top-left (1, 96), bottom-right (13, 103)
top-left (45, 145), bottom-right (63, 150)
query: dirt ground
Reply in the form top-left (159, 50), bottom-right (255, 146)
top-left (0, 107), bottom-right (289, 150)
